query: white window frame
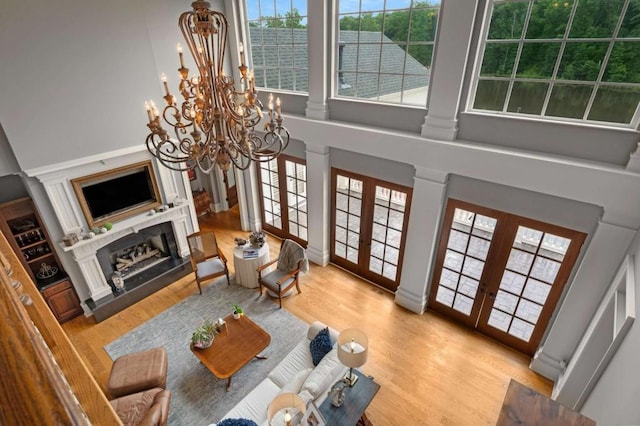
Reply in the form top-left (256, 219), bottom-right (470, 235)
top-left (468, 0), bottom-right (640, 129)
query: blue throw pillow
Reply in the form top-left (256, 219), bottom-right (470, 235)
top-left (309, 327), bottom-right (332, 366)
top-left (217, 419), bottom-right (258, 426)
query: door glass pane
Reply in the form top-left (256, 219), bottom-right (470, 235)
top-left (436, 286), bottom-right (455, 307)
top-left (453, 294), bottom-right (474, 316)
top-left (367, 185), bottom-right (409, 282)
top-left (334, 175), bottom-right (362, 265)
top-left (433, 208), bottom-right (498, 316)
top-left (488, 309), bottom-right (511, 332)
top-left (259, 160), bottom-right (281, 229)
top-left (284, 159), bottom-right (307, 242)
top-left (506, 249), bottom-right (534, 274)
top-left (490, 226), bottom-right (573, 343)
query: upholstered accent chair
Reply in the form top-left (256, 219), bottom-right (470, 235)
top-left (187, 230), bottom-right (230, 295)
top-left (256, 239), bottom-right (308, 308)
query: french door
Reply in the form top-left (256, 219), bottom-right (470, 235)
top-left (428, 199), bottom-right (586, 355)
top-left (257, 154), bottom-right (307, 246)
top-left (330, 169), bottom-right (412, 292)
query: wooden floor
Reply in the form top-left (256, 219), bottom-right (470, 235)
top-left (62, 206), bottom-right (552, 426)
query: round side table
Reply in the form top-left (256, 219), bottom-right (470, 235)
top-left (233, 243), bottom-right (270, 288)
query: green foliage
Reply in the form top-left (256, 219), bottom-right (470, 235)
top-left (262, 8), bottom-right (305, 28)
top-left (232, 304), bottom-right (244, 314)
top-left (191, 320), bottom-right (218, 348)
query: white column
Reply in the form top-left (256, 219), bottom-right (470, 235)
top-left (531, 218), bottom-right (637, 380)
top-left (395, 167), bottom-right (449, 313)
top-left (305, 143), bottom-right (331, 266)
top-left (241, 163), bottom-right (263, 232)
top-left (421, 0), bottom-right (479, 141)
top-left (305, 0), bottom-right (330, 120)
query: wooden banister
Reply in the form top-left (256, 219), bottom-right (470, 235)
top-left (0, 232), bottom-right (121, 424)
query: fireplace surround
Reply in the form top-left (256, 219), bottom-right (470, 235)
top-left (25, 148), bottom-right (199, 320)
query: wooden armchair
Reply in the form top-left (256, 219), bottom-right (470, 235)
top-left (186, 231), bottom-right (230, 295)
top-left (256, 239), bottom-right (306, 308)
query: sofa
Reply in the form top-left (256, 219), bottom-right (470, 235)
top-left (216, 321), bottom-right (347, 425)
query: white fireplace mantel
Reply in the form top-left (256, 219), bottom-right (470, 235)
top-left (23, 147), bottom-right (199, 309)
top-left (60, 205), bottom-right (191, 302)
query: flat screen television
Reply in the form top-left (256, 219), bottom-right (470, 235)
top-left (71, 161), bottom-right (162, 228)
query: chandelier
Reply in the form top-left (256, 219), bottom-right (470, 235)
top-left (144, 1), bottom-right (289, 172)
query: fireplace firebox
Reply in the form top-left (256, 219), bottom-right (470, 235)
top-left (89, 221), bottom-right (190, 321)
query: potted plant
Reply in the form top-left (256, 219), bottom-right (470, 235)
top-left (191, 319), bottom-right (218, 349)
top-left (232, 304), bottom-right (244, 320)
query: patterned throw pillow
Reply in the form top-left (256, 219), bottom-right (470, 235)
top-left (217, 419), bottom-right (258, 426)
top-left (309, 327), bottom-right (333, 366)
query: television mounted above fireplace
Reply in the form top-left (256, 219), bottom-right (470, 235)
top-left (71, 160), bottom-right (162, 228)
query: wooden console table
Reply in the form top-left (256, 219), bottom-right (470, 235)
top-left (319, 370), bottom-right (379, 425)
top-left (496, 379), bottom-right (596, 426)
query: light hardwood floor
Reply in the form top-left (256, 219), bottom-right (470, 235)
top-left (62, 206), bottom-right (552, 425)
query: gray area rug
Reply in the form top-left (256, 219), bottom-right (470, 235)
top-left (104, 278), bottom-right (308, 426)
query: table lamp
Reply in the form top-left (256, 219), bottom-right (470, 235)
top-left (337, 328), bottom-right (369, 387)
top-left (267, 392), bottom-right (306, 426)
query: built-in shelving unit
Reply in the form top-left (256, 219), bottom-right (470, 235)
top-left (0, 197), bottom-right (82, 323)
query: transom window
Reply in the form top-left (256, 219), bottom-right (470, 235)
top-left (246, 0), bottom-right (308, 93)
top-left (337, 0), bottom-right (440, 106)
top-left (472, 0), bottom-right (640, 126)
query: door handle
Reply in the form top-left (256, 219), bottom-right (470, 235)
top-left (488, 292), bottom-right (496, 300)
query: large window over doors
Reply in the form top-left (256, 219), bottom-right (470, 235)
top-left (257, 155), bottom-right (307, 245)
top-left (246, 0), bottom-right (308, 92)
top-left (337, 0), bottom-right (440, 105)
top-left (471, 0), bottom-right (640, 126)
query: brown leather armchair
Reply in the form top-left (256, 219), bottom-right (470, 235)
top-left (109, 388), bottom-right (171, 426)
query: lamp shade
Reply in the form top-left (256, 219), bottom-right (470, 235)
top-left (267, 392), bottom-right (306, 425)
top-left (337, 328), bottom-right (369, 368)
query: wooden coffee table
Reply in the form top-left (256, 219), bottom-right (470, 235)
top-left (190, 314), bottom-right (270, 391)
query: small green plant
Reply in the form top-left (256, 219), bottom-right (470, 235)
top-left (232, 304), bottom-right (244, 315)
top-left (191, 319), bottom-right (218, 349)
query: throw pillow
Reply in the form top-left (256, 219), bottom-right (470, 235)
top-left (279, 368), bottom-right (313, 394)
top-left (309, 327), bottom-right (332, 366)
top-left (217, 419), bottom-right (258, 426)
top-left (300, 349), bottom-right (343, 398)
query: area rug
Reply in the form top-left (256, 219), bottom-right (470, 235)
top-left (104, 278), bottom-right (308, 426)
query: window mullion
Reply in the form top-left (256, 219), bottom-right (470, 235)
top-left (503, 0), bottom-right (534, 113)
top-left (540, 0), bottom-right (579, 118)
top-left (582, 0), bottom-right (630, 121)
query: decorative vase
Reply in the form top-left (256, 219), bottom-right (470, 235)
top-left (194, 336), bottom-right (214, 349)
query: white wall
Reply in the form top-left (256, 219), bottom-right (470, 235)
top-left (580, 232), bottom-right (640, 424)
top-left (0, 123), bottom-right (20, 176)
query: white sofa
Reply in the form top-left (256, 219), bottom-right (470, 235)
top-left (217, 321), bottom-right (347, 426)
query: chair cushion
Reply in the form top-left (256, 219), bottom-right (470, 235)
top-left (260, 269), bottom-right (295, 290)
top-left (278, 368), bottom-right (313, 395)
top-left (268, 340), bottom-right (315, 388)
top-left (300, 349), bottom-right (345, 398)
top-left (108, 347), bottom-right (168, 398)
top-left (309, 327), bottom-right (332, 366)
top-left (197, 258), bottom-right (226, 279)
top-left (109, 388), bottom-right (171, 426)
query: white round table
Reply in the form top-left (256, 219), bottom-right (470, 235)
top-left (233, 242), bottom-right (271, 288)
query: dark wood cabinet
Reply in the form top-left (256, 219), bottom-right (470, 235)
top-left (192, 189), bottom-right (212, 216)
top-left (41, 279), bottom-right (83, 323)
top-left (0, 197), bottom-right (82, 323)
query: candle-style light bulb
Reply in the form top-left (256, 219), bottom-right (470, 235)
top-left (177, 43), bottom-right (185, 68)
top-left (276, 97), bottom-right (282, 119)
top-left (284, 410), bottom-right (291, 426)
top-left (350, 338), bottom-right (356, 352)
top-left (239, 42), bottom-right (246, 65)
top-left (161, 72), bottom-right (170, 96)
top-left (145, 101), bottom-right (153, 121)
